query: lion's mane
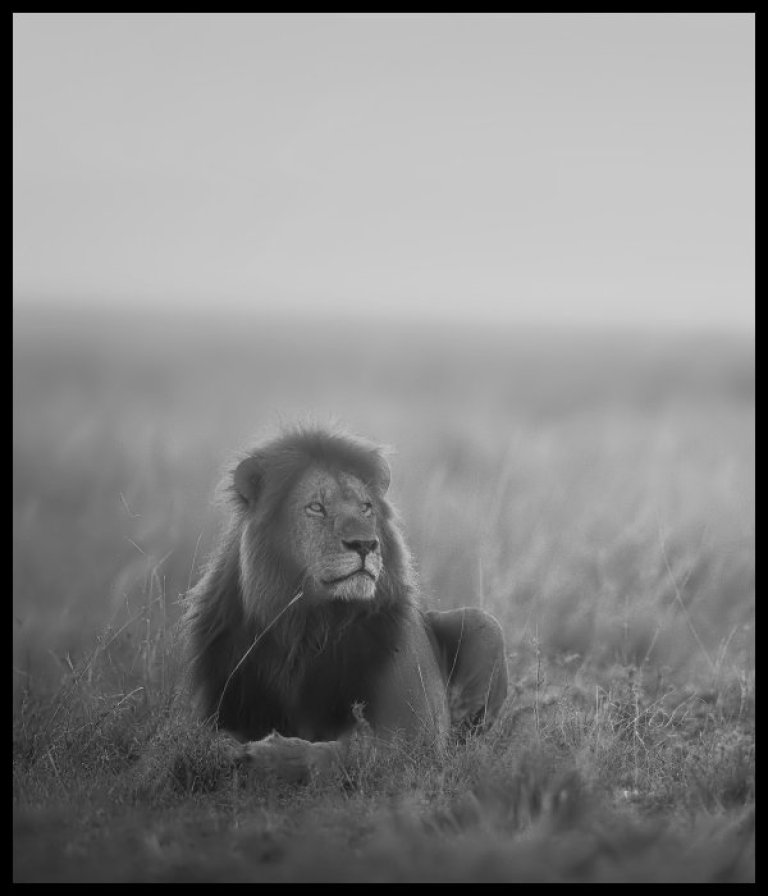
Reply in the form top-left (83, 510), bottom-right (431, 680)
top-left (184, 425), bottom-right (419, 742)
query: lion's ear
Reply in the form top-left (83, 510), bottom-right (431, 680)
top-left (233, 455), bottom-right (264, 505)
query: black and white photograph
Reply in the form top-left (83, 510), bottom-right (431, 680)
top-left (13, 12), bottom-right (754, 883)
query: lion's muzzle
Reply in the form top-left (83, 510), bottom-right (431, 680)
top-left (317, 551), bottom-right (381, 600)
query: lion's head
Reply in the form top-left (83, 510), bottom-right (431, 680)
top-left (229, 426), bottom-right (411, 614)
top-left (235, 451), bottom-right (388, 605)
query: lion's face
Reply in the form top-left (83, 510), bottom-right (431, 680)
top-left (286, 466), bottom-right (384, 601)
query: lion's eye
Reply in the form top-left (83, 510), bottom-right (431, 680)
top-left (306, 502), bottom-right (326, 516)
top-left (361, 502), bottom-right (373, 516)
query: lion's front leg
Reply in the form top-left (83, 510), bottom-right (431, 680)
top-left (425, 607), bottom-right (508, 731)
top-left (236, 732), bottom-right (343, 784)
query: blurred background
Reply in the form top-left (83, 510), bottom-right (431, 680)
top-left (13, 14), bottom-right (754, 692)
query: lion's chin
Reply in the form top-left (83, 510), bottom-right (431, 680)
top-left (327, 573), bottom-right (377, 602)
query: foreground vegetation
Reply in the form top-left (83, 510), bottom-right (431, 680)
top-left (13, 640), bottom-right (754, 881)
top-left (13, 309), bottom-right (754, 881)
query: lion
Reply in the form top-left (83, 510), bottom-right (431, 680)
top-left (184, 425), bottom-right (507, 780)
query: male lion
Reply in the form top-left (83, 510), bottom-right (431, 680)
top-left (184, 426), bottom-right (507, 780)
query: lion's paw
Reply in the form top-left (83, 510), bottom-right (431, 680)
top-left (240, 733), bottom-right (341, 783)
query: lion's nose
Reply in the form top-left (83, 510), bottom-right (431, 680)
top-left (342, 538), bottom-right (379, 558)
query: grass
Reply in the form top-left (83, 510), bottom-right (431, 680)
top-left (13, 307), bottom-right (754, 881)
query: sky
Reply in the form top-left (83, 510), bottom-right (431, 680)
top-left (13, 13), bottom-right (754, 332)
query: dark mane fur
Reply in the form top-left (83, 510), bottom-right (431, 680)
top-left (183, 424), bottom-right (419, 742)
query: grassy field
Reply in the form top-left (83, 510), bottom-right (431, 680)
top-left (13, 306), bottom-right (754, 882)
